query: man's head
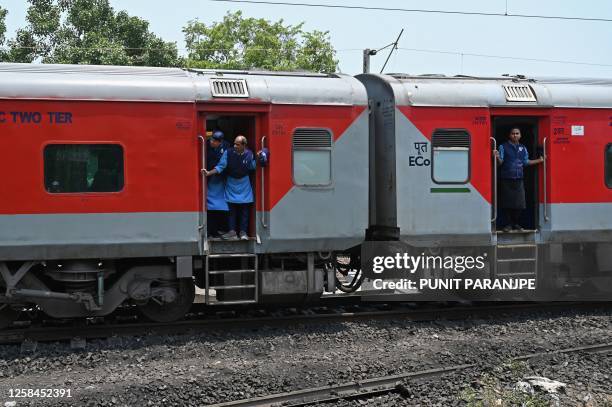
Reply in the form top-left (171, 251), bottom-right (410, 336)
top-left (234, 135), bottom-right (247, 153)
top-left (210, 130), bottom-right (224, 148)
top-left (509, 127), bottom-right (521, 143)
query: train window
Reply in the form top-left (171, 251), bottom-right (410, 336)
top-left (606, 144), bottom-right (612, 189)
top-left (431, 130), bottom-right (470, 184)
top-left (292, 128), bottom-right (333, 186)
top-left (44, 144), bottom-right (124, 193)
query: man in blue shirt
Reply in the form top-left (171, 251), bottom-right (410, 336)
top-left (494, 128), bottom-right (544, 232)
top-left (204, 135), bottom-right (267, 240)
top-left (206, 131), bottom-right (230, 237)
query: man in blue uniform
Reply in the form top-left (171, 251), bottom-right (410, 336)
top-left (494, 127), bottom-right (544, 232)
top-left (204, 135), bottom-right (267, 240)
top-left (206, 130), bottom-right (230, 237)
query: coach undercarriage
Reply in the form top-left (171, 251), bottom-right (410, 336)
top-left (1, 236), bottom-right (610, 329)
top-left (0, 259), bottom-right (196, 328)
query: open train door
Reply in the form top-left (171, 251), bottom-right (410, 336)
top-left (196, 103), bottom-right (269, 305)
top-left (490, 113), bottom-right (549, 283)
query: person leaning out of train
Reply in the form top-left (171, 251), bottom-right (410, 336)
top-left (206, 130), bottom-right (231, 238)
top-left (203, 135), bottom-right (268, 240)
top-left (493, 127), bottom-right (544, 233)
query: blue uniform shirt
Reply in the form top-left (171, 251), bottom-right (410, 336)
top-left (214, 148), bottom-right (257, 204)
top-left (499, 141), bottom-right (529, 179)
top-left (206, 140), bottom-right (230, 211)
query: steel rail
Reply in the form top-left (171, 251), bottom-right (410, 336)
top-left (211, 341), bottom-right (612, 407)
top-left (0, 302), bottom-right (607, 345)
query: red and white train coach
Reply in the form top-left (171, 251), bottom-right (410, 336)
top-left (1, 63), bottom-right (611, 327)
top-left (0, 63), bottom-right (368, 326)
top-left (358, 73), bottom-right (612, 299)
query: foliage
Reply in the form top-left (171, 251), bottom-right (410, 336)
top-left (1, 5), bottom-right (338, 72)
top-left (0, 6), bottom-right (7, 60)
top-left (183, 11), bottom-right (337, 72)
top-left (2, 0), bottom-right (179, 66)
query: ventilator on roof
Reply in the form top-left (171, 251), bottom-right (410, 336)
top-left (210, 78), bottom-right (249, 98)
top-left (502, 84), bottom-right (537, 102)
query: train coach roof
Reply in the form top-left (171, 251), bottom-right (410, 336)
top-left (188, 69), bottom-right (366, 105)
top-left (0, 63), bottom-right (366, 106)
top-left (364, 73), bottom-right (612, 109)
top-left (0, 63), bottom-right (195, 102)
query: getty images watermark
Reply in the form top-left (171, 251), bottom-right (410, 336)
top-left (370, 252), bottom-right (535, 291)
top-left (359, 241), bottom-right (537, 300)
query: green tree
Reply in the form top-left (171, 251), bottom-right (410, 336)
top-left (183, 11), bottom-right (338, 72)
top-left (0, 6), bottom-right (8, 60)
top-left (5, 0), bottom-right (179, 66)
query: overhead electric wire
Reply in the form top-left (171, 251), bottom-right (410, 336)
top-left (3, 45), bottom-right (611, 69)
top-left (210, 0), bottom-right (612, 23)
top-left (397, 47), bottom-right (612, 68)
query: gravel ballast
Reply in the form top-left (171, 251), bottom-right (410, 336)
top-left (0, 306), bottom-right (610, 406)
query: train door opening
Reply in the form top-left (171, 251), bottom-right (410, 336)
top-left (492, 117), bottom-right (542, 232)
top-left (204, 114), bottom-right (258, 239)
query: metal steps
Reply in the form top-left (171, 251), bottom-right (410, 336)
top-left (494, 232), bottom-right (538, 279)
top-left (204, 240), bottom-right (258, 305)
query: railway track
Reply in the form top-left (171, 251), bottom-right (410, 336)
top-left (211, 342), bottom-right (612, 407)
top-left (0, 301), bottom-right (608, 345)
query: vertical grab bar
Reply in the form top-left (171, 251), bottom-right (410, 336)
top-left (543, 137), bottom-right (549, 222)
top-left (198, 135), bottom-right (206, 234)
top-left (260, 135), bottom-right (268, 228)
top-left (490, 137), bottom-right (497, 223)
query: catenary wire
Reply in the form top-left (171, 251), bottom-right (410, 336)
top-left (210, 0), bottom-right (612, 23)
top-left (397, 48), bottom-right (612, 67)
top-left (3, 45), bottom-right (610, 69)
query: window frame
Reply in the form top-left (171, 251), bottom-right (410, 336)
top-left (43, 142), bottom-right (126, 194)
top-left (291, 127), bottom-right (334, 188)
top-left (430, 128), bottom-right (472, 185)
top-left (605, 143), bottom-right (612, 189)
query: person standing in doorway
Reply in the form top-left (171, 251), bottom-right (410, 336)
top-left (204, 135), bottom-right (267, 240)
top-left (206, 130), bottom-right (230, 237)
top-left (494, 127), bottom-right (544, 232)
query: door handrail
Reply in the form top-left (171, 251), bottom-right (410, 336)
top-left (490, 137), bottom-right (497, 223)
top-left (543, 136), bottom-right (549, 222)
top-left (260, 135), bottom-right (268, 228)
top-left (198, 135), bottom-right (206, 234)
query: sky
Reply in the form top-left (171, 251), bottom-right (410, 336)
top-left (2, 0), bottom-right (612, 77)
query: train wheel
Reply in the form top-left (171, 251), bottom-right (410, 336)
top-left (0, 304), bottom-right (19, 330)
top-left (138, 278), bottom-right (195, 323)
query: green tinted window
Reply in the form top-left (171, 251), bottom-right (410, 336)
top-left (44, 144), bottom-right (124, 193)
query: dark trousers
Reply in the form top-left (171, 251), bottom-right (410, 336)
top-left (506, 208), bottom-right (522, 226)
top-left (207, 210), bottom-right (228, 237)
top-left (228, 203), bottom-right (250, 234)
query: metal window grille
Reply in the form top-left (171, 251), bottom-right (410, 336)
top-left (431, 130), bottom-right (471, 184)
top-left (292, 128), bottom-right (333, 149)
top-left (292, 128), bottom-right (333, 186)
top-left (432, 131), bottom-right (470, 148)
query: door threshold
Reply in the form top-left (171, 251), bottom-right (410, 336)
top-left (495, 229), bottom-right (538, 235)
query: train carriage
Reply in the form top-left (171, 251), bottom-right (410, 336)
top-left (357, 73), bottom-right (612, 299)
top-left (1, 63), bottom-right (611, 328)
top-left (0, 63), bottom-right (368, 325)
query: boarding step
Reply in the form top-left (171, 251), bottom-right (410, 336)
top-left (496, 230), bottom-right (537, 245)
top-left (495, 239), bottom-right (538, 279)
top-left (496, 244), bottom-right (537, 261)
top-left (205, 253), bottom-right (258, 305)
top-left (207, 238), bottom-right (256, 255)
